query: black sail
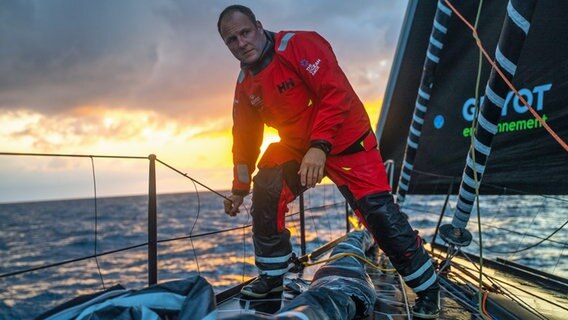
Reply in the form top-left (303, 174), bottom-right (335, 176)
top-left (377, 0), bottom-right (568, 195)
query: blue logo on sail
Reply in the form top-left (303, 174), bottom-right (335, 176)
top-left (434, 115), bottom-right (445, 129)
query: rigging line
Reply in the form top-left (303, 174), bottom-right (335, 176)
top-left (153, 201), bottom-right (346, 245)
top-left (189, 180), bottom-right (201, 274)
top-left (551, 241), bottom-right (566, 276)
top-left (477, 272), bottom-right (557, 320)
top-left (0, 151), bottom-right (147, 160)
top-left (456, 260), bottom-right (564, 316)
top-left (410, 169), bottom-right (568, 201)
top-left (476, 218), bottom-right (568, 254)
top-left (512, 198), bottom-right (546, 255)
top-left (477, 213), bottom-right (563, 247)
top-left (438, 276), bottom-right (484, 317)
top-left (481, 291), bottom-right (493, 320)
top-left (242, 213), bottom-right (246, 282)
top-left (303, 252), bottom-right (395, 272)
top-left (447, 263), bottom-right (548, 320)
top-left (410, 169), bottom-right (456, 179)
top-left (157, 224), bottom-right (251, 243)
top-left (405, 206), bottom-right (568, 247)
top-left (155, 158), bottom-right (231, 201)
top-left (396, 273), bottom-right (412, 320)
top-left (432, 246), bottom-right (504, 293)
top-left (90, 156), bottom-right (106, 290)
top-left (489, 284), bottom-right (552, 320)
top-left (1, 242), bottom-right (148, 278)
top-left (444, 0), bottom-right (568, 152)
top-left (308, 203), bottom-right (323, 248)
top-left (323, 186), bottom-right (334, 241)
top-left (289, 199), bottom-right (303, 250)
top-left (468, 0), bottom-right (491, 316)
top-left (241, 200), bottom-right (251, 283)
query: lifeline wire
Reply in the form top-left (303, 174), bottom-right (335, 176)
top-left (481, 218), bottom-right (568, 254)
top-left (90, 156), bottom-right (106, 290)
top-left (189, 179), bottom-right (201, 274)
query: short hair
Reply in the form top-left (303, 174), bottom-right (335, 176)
top-left (217, 5), bottom-right (257, 35)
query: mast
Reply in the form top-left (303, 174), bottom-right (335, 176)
top-left (395, 0), bottom-right (453, 204)
top-left (440, 0), bottom-right (538, 246)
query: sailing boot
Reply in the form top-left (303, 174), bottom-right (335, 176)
top-left (412, 285), bottom-right (440, 319)
top-left (241, 275), bottom-right (284, 298)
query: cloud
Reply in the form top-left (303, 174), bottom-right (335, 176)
top-left (0, 107), bottom-right (231, 154)
top-left (0, 0), bottom-right (406, 123)
top-left (0, 1), bottom-right (407, 201)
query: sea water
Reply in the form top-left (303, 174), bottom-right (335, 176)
top-left (1, 185), bottom-right (566, 319)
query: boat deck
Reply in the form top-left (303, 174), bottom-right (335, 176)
top-left (215, 243), bottom-right (568, 319)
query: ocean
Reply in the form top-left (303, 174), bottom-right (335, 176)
top-left (1, 184), bottom-right (566, 319)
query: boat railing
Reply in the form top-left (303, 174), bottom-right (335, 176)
top-left (0, 151), bottom-right (351, 297)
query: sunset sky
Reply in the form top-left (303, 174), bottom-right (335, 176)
top-left (0, 0), bottom-right (407, 203)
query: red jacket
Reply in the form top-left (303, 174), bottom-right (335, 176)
top-left (231, 31), bottom-right (374, 194)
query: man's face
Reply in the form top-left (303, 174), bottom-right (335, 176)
top-left (219, 12), bottom-right (266, 65)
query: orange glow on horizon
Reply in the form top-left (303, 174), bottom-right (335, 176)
top-left (363, 98), bottom-right (384, 129)
top-left (1, 97), bottom-right (384, 201)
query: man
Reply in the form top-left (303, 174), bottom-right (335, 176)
top-left (218, 5), bottom-right (440, 318)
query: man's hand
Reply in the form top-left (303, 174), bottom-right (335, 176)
top-left (299, 147), bottom-right (326, 188)
top-left (223, 194), bottom-right (244, 216)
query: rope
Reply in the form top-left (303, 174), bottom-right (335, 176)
top-left (475, 218), bottom-right (568, 254)
top-left (481, 291), bottom-right (493, 320)
top-left (90, 156), bottom-right (106, 290)
top-left (155, 158), bottom-right (231, 201)
top-left (465, 0), bottom-right (489, 316)
top-left (457, 262), bottom-right (564, 317)
top-left (444, 0), bottom-right (568, 152)
top-left (552, 241), bottom-right (567, 276)
top-left (188, 179), bottom-right (201, 274)
top-left (406, 205), bottom-right (568, 248)
top-left (0, 243), bottom-right (148, 278)
top-left (302, 252), bottom-right (396, 272)
top-left (241, 200), bottom-right (251, 283)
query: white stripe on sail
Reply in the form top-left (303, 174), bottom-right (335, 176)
top-left (415, 101), bottom-right (428, 113)
top-left (434, 19), bottom-right (448, 34)
top-left (418, 88), bottom-right (431, 100)
top-left (467, 155), bottom-right (486, 174)
top-left (496, 47), bottom-right (517, 75)
top-left (477, 113), bottom-right (498, 135)
top-left (410, 125), bottom-right (422, 138)
top-left (427, 50), bottom-right (440, 63)
top-left (473, 137), bottom-right (492, 156)
top-left (507, 1), bottom-right (530, 34)
top-left (412, 113), bottom-right (424, 125)
top-left (485, 85), bottom-right (505, 109)
top-left (437, 0), bottom-right (452, 16)
top-left (407, 137), bottom-right (418, 150)
top-left (430, 35), bottom-right (444, 49)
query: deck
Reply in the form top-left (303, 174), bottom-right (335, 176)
top-left (215, 241), bottom-right (568, 319)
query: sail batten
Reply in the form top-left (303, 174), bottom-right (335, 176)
top-left (395, 0), bottom-right (453, 204)
top-left (451, 0), bottom-right (538, 229)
